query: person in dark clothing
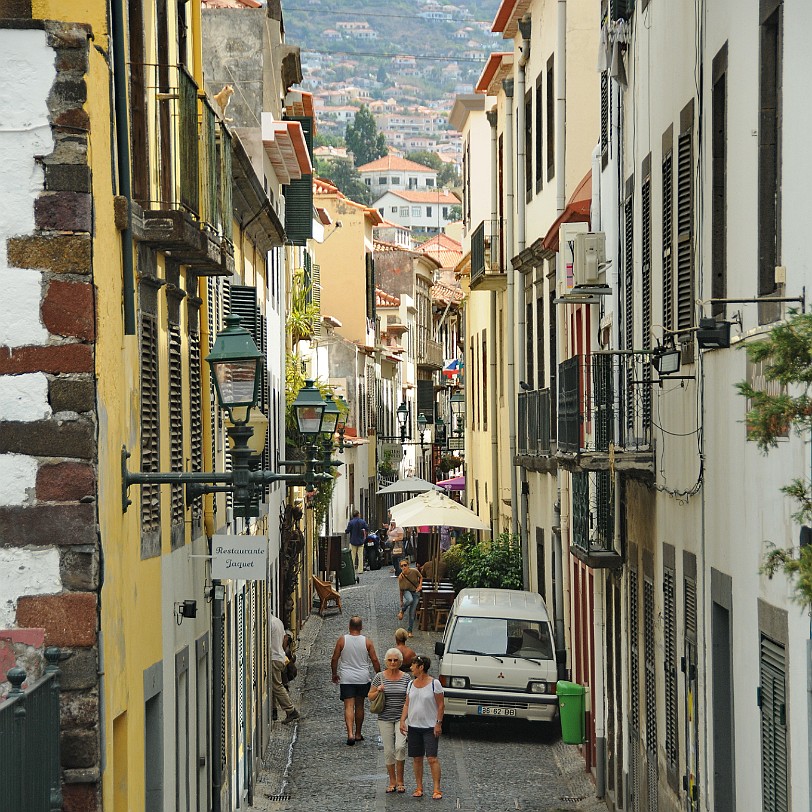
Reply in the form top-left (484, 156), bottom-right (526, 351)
top-left (346, 510), bottom-right (369, 574)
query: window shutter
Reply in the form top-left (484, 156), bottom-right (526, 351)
top-left (663, 566), bottom-right (679, 774)
top-left (760, 636), bottom-right (788, 812)
top-left (643, 577), bottom-right (659, 811)
top-left (168, 322), bottom-right (184, 532)
top-left (628, 566), bottom-right (641, 811)
top-left (284, 116), bottom-right (314, 245)
top-left (311, 263), bottom-right (321, 336)
top-left (417, 379), bottom-right (434, 424)
top-left (623, 188), bottom-right (634, 432)
top-left (662, 152), bottom-right (674, 332)
top-left (676, 129), bottom-right (694, 332)
top-left (140, 313), bottom-right (161, 538)
top-left (641, 175), bottom-right (652, 425)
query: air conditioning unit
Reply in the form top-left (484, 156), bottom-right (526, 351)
top-left (573, 232), bottom-right (607, 288)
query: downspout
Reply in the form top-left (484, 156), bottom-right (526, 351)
top-left (503, 78), bottom-right (519, 539)
top-left (517, 15), bottom-right (532, 589)
top-left (110, 0), bottom-right (136, 335)
top-left (591, 143), bottom-right (606, 799)
top-left (211, 586), bottom-right (225, 812)
top-left (487, 109), bottom-right (500, 532)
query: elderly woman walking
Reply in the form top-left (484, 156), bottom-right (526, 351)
top-left (399, 654), bottom-right (445, 800)
top-left (368, 648), bottom-right (411, 793)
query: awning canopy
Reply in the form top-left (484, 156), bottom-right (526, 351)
top-left (542, 170), bottom-right (592, 252)
top-left (261, 114), bottom-right (312, 184)
top-left (437, 475), bottom-right (465, 491)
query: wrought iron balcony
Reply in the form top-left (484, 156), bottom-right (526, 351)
top-left (570, 470), bottom-right (622, 569)
top-left (556, 352), bottom-right (654, 476)
top-left (470, 219), bottom-right (506, 291)
top-left (138, 64), bottom-right (234, 275)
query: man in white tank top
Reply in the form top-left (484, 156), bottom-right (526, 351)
top-left (330, 615), bottom-right (382, 745)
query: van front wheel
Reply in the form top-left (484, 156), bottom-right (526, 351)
top-left (441, 716), bottom-right (453, 734)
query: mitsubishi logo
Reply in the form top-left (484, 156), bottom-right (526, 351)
top-left (497, 672), bottom-right (505, 679)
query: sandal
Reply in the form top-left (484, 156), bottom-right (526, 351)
top-left (432, 791), bottom-right (443, 800)
top-left (386, 786), bottom-right (397, 793)
top-left (397, 785), bottom-right (406, 793)
top-left (412, 789), bottom-right (424, 798)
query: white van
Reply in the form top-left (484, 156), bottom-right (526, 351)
top-left (434, 588), bottom-right (559, 726)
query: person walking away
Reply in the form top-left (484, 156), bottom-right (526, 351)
top-left (399, 654), bottom-right (444, 799)
top-left (269, 613), bottom-right (300, 725)
top-left (368, 648), bottom-right (411, 793)
top-left (330, 615), bottom-right (381, 745)
top-left (345, 510), bottom-right (368, 575)
top-left (394, 628), bottom-right (416, 671)
top-left (388, 519), bottom-right (405, 575)
top-left (397, 558), bottom-right (423, 637)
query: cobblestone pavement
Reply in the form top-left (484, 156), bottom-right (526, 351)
top-left (252, 566), bottom-right (607, 812)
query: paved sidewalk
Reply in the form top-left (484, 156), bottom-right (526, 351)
top-left (252, 567), bottom-right (607, 812)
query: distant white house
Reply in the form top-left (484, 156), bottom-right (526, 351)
top-left (357, 155), bottom-right (438, 198)
top-left (373, 188), bottom-right (460, 236)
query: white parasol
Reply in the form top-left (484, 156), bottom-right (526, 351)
top-left (376, 476), bottom-right (441, 495)
top-left (388, 490), bottom-right (490, 531)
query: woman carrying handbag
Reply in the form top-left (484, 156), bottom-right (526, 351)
top-left (368, 648), bottom-right (411, 793)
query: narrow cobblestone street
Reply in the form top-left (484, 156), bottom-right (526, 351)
top-left (252, 567), bottom-right (605, 812)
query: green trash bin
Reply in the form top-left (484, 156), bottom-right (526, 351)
top-left (556, 681), bottom-right (586, 744)
top-left (338, 547), bottom-right (357, 587)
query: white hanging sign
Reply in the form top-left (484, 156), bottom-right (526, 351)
top-left (211, 534), bottom-right (267, 580)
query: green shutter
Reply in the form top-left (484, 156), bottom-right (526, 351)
top-left (284, 116), bottom-right (314, 245)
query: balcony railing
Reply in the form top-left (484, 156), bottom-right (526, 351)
top-left (136, 63), bottom-right (234, 274)
top-left (570, 470), bottom-right (621, 568)
top-left (418, 338), bottom-right (444, 369)
top-left (518, 389), bottom-right (552, 456)
top-left (557, 352), bottom-right (654, 474)
top-left (470, 219), bottom-right (506, 290)
top-left (0, 648), bottom-right (61, 811)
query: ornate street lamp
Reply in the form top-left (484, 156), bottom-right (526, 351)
top-left (435, 415), bottom-right (447, 446)
top-left (417, 412), bottom-right (428, 449)
top-left (122, 319), bottom-right (335, 515)
top-left (396, 401), bottom-right (409, 442)
top-left (450, 392), bottom-right (465, 435)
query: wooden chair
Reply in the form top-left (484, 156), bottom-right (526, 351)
top-left (312, 575), bottom-right (342, 617)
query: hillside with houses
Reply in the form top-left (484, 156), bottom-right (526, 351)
top-left (286, 0), bottom-right (502, 157)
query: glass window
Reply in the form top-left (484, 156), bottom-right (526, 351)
top-left (380, 176), bottom-right (388, 184)
top-left (400, 206), bottom-right (409, 216)
top-left (391, 176), bottom-right (400, 184)
top-left (426, 206), bottom-right (432, 217)
top-left (391, 206), bottom-right (398, 213)
top-left (411, 206), bottom-right (421, 217)
top-left (426, 178), bottom-right (435, 187)
top-left (447, 617), bottom-right (553, 659)
top-left (364, 178), bottom-right (371, 186)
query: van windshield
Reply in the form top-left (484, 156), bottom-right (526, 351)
top-left (448, 617), bottom-right (553, 659)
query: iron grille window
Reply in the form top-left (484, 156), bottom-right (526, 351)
top-left (663, 566), bottom-right (679, 774)
top-left (367, 366), bottom-right (377, 431)
top-left (595, 470), bottom-right (613, 548)
top-left (178, 66), bottom-right (200, 216)
top-left (593, 353), bottom-right (614, 452)
top-left (629, 566), bottom-right (641, 809)
top-left (537, 296), bottom-right (545, 385)
top-left (676, 124), bottom-right (694, 333)
top-left (365, 253), bottom-right (376, 324)
top-left (140, 313), bottom-right (161, 538)
top-left (641, 175), bottom-right (652, 424)
top-left (711, 45), bottom-right (728, 317)
top-left (623, 190), bottom-right (634, 432)
top-left (481, 330), bottom-right (488, 430)
top-left (558, 357), bottom-right (580, 452)
top-left (759, 636), bottom-right (788, 812)
top-left (549, 283), bottom-right (557, 438)
top-left (218, 125), bottom-right (233, 243)
top-left (644, 578), bottom-right (659, 812)
top-left (168, 322), bottom-right (184, 533)
top-left (662, 151), bottom-right (674, 332)
top-left (571, 472), bottom-right (589, 553)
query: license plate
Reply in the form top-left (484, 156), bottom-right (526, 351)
top-left (477, 706), bottom-right (517, 717)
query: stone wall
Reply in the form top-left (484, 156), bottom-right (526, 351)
top-left (0, 11), bottom-right (100, 810)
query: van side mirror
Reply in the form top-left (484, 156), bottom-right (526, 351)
top-left (434, 641), bottom-right (445, 658)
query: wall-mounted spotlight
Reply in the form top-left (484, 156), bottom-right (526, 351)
top-left (696, 318), bottom-right (731, 349)
top-left (175, 600), bottom-right (198, 625)
top-left (204, 584), bottom-right (226, 603)
top-left (651, 344), bottom-right (681, 375)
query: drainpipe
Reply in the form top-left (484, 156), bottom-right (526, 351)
top-left (110, 0), bottom-right (136, 335)
top-left (590, 142), bottom-right (607, 799)
top-left (211, 584), bottom-right (224, 812)
top-left (487, 109), bottom-right (500, 532)
top-left (503, 78), bottom-right (519, 539)
top-left (517, 15), bottom-right (532, 589)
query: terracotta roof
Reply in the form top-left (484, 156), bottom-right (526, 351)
top-left (376, 288), bottom-right (400, 306)
top-left (475, 52), bottom-right (514, 95)
top-left (202, 0), bottom-right (261, 7)
top-left (492, 0), bottom-right (532, 37)
top-left (419, 233), bottom-right (463, 270)
top-left (357, 155), bottom-right (437, 174)
top-left (313, 177), bottom-right (384, 224)
top-left (542, 170), bottom-right (592, 252)
top-left (431, 282), bottom-right (464, 304)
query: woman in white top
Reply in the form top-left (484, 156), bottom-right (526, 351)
top-left (399, 654), bottom-right (444, 800)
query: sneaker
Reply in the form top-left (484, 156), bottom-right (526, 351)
top-left (282, 710), bottom-right (300, 724)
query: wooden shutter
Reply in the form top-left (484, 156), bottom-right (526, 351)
top-left (662, 151), bottom-right (674, 332)
top-left (140, 313), bottom-right (161, 537)
top-left (311, 263), bottom-right (321, 337)
top-left (676, 126), bottom-right (694, 332)
top-left (663, 565), bottom-right (679, 775)
top-left (168, 322), bottom-right (184, 532)
top-left (760, 637), bottom-right (788, 812)
top-left (641, 172), bottom-right (652, 424)
top-left (417, 379), bottom-right (434, 424)
top-left (628, 566), bottom-right (641, 811)
top-left (284, 116), bottom-right (313, 245)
